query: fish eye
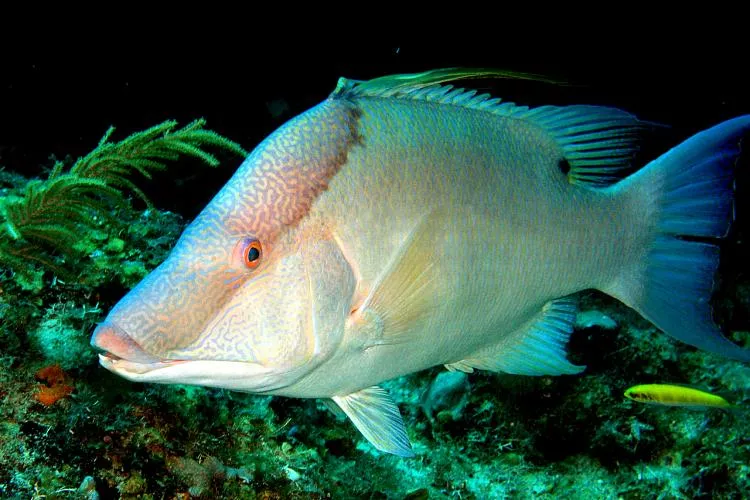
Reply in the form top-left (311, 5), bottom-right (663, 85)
top-left (233, 238), bottom-right (263, 270)
top-left (243, 239), bottom-right (262, 268)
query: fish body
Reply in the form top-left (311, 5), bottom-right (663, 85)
top-left (624, 384), bottom-right (732, 409)
top-left (91, 69), bottom-right (750, 456)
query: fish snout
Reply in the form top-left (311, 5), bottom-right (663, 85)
top-left (90, 323), bottom-right (161, 364)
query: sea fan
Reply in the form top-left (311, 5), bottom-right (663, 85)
top-left (0, 119), bottom-right (247, 280)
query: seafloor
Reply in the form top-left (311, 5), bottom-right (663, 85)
top-left (1, 47), bottom-right (749, 499)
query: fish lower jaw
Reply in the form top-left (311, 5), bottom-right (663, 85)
top-left (98, 355), bottom-right (278, 392)
top-left (98, 353), bottom-right (186, 374)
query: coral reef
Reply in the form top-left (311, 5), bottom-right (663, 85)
top-left (1, 120), bottom-right (748, 499)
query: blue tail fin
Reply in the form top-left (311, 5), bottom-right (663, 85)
top-left (612, 115), bottom-right (750, 362)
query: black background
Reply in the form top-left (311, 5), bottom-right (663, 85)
top-left (2, 37), bottom-right (748, 219)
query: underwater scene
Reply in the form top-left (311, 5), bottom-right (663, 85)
top-left (1, 45), bottom-right (749, 499)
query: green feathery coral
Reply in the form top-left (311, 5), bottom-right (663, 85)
top-left (0, 119), bottom-right (247, 280)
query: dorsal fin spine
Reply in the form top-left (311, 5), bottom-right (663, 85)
top-left (333, 68), bottom-right (659, 187)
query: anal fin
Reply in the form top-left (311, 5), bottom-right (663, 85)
top-left (453, 298), bottom-right (586, 376)
top-left (445, 360), bottom-right (475, 373)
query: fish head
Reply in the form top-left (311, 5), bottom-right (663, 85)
top-left (91, 101), bottom-right (361, 394)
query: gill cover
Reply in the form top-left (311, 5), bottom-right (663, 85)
top-left (162, 231), bottom-right (357, 392)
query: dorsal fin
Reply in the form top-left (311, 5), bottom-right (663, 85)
top-left (331, 67), bottom-right (568, 99)
top-left (332, 68), bottom-right (663, 187)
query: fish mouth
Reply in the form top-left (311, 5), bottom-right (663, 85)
top-left (97, 354), bottom-right (186, 374)
top-left (91, 322), bottom-right (277, 391)
top-left (91, 322), bottom-right (186, 374)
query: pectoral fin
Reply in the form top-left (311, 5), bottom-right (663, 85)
top-left (332, 386), bottom-right (414, 457)
top-left (353, 210), bottom-right (461, 346)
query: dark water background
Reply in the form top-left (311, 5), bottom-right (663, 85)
top-left (3, 41), bottom-right (749, 220)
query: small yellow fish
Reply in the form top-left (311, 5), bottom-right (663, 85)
top-left (624, 384), bottom-right (732, 408)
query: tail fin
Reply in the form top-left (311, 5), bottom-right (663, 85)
top-left (609, 115), bottom-right (750, 362)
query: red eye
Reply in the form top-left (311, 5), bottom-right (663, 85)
top-left (243, 239), bottom-right (262, 269)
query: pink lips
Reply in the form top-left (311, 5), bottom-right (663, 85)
top-left (90, 322), bottom-right (162, 364)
